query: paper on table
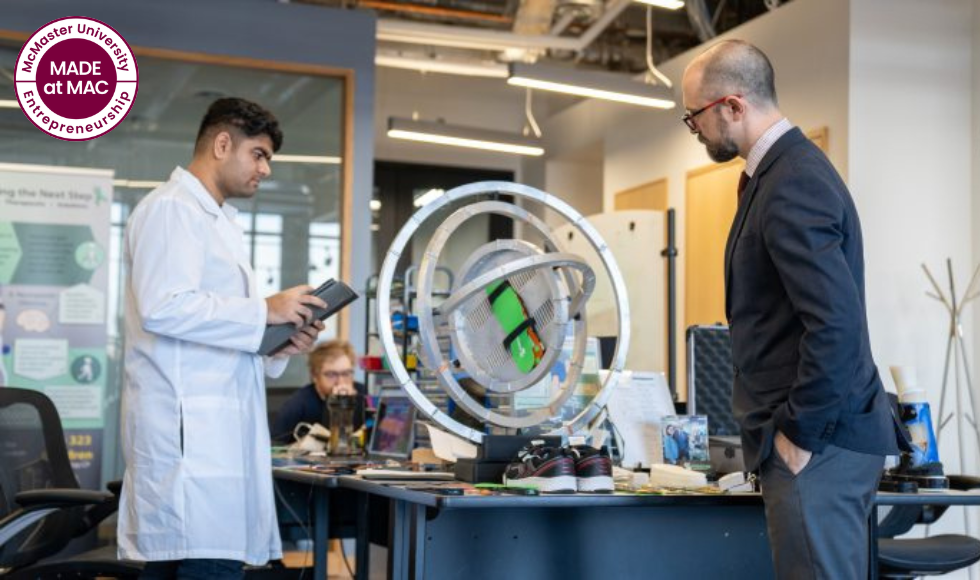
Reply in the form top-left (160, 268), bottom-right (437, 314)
top-left (604, 370), bottom-right (676, 468)
top-left (423, 423), bottom-right (478, 462)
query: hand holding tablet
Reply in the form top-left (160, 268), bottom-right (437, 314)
top-left (260, 279), bottom-right (359, 356)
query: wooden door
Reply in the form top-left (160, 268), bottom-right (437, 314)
top-left (615, 178), bottom-right (668, 211)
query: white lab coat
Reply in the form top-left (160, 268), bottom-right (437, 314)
top-left (118, 167), bottom-right (286, 565)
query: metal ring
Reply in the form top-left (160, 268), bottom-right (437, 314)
top-left (377, 181), bottom-right (630, 443)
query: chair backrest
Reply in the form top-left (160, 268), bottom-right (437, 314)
top-left (0, 387), bottom-right (84, 570)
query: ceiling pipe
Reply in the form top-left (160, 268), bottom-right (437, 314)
top-left (358, 0), bottom-right (514, 24)
top-left (376, 0), bottom-right (632, 53)
top-left (550, 11), bottom-right (578, 36)
top-left (685, 0), bottom-right (716, 42)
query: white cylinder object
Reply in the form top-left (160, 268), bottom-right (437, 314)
top-left (890, 365), bottom-right (926, 403)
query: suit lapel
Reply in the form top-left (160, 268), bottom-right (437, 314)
top-left (723, 127), bottom-right (807, 319)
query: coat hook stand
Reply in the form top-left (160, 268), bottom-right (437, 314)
top-left (923, 259), bottom-right (980, 544)
top-left (922, 259), bottom-right (980, 465)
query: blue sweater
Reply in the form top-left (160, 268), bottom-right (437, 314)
top-left (271, 382), bottom-right (366, 444)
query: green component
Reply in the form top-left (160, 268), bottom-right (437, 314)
top-left (474, 482), bottom-right (539, 490)
top-left (485, 281), bottom-right (537, 374)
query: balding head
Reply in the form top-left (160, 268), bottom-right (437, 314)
top-left (687, 40), bottom-right (778, 110)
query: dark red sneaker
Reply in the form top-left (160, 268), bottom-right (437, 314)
top-left (503, 440), bottom-right (576, 493)
top-left (571, 445), bottom-right (614, 493)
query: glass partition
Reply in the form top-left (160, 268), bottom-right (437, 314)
top-left (0, 42), bottom-right (350, 483)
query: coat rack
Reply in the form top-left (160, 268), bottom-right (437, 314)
top-left (922, 259), bottom-right (980, 472)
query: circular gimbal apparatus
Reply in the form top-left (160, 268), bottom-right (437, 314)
top-left (376, 181), bottom-right (630, 444)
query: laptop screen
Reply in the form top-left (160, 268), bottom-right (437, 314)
top-left (368, 396), bottom-right (416, 459)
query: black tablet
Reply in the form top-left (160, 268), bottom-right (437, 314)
top-left (258, 279), bottom-right (359, 356)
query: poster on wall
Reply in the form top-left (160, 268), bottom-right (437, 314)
top-left (0, 162), bottom-right (113, 489)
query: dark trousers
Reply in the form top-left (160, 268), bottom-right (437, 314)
top-left (759, 443), bottom-right (884, 580)
top-left (140, 559), bottom-right (244, 580)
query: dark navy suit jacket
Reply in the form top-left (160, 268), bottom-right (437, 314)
top-left (725, 127), bottom-right (900, 471)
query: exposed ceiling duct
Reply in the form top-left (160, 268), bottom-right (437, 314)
top-left (505, 0), bottom-right (560, 61)
top-left (376, 0), bottom-right (631, 54)
top-left (294, 0), bottom-right (790, 77)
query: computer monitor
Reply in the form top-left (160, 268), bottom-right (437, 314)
top-left (368, 395), bottom-right (417, 460)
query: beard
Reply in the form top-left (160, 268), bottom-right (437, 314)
top-left (700, 120), bottom-right (739, 162)
top-left (706, 138), bottom-right (739, 163)
top-left (217, 170), bottom-right (260, 200)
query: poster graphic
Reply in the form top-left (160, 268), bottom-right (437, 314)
top-left (0, 162), bottom-right (113, 488)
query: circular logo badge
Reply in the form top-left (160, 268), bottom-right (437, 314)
top-left (14, 16), bottom-right (138, 141)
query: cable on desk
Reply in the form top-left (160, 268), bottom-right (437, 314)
top-left (340, 538), bottom-right (356, 578)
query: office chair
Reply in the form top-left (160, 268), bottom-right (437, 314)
top-left (0, 387), bottom-right (142, 579)
top-left (877, 474), bottom-right (980, 578)
top-left (876, 393), bottom-right (980, 578)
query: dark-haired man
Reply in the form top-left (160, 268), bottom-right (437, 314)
top-left (681, 41), bottom-right (899, 578)
top-left (118, 98), bottom-right (325, 579)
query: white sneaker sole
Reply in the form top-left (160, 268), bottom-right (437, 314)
top-left (577, 475), bottom-right (614, 493)
top-left (503, 474), bottom-right (577, 493)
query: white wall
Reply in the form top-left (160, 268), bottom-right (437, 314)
top-left (973, 0), bottom-right (980, 495)
top-left (543, 155), bottom-right (603, 230)
top-left (850, 0), bottom-right (975, 468)
top-left (850, 2), bottom-right (976, 559)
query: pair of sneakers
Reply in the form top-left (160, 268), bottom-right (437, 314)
top-left (502, 440), bottom-right (614, 493)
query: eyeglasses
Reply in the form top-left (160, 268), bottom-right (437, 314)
top-left (681, 94), bottom-right (741, 133)
top-left (322, 369), bottom-right (354, 381)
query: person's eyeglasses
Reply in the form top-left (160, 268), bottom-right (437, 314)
top-left (681, 94), bottom-right (741, 133)
top-left (322, 369), bottom-right (354, 381)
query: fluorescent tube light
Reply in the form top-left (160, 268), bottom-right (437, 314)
top-left (507, 63), bottom-right (676, 109)
top-left (272, 154), bottom-right (342, 164)
top-left (633, 0), bottom-right (685, 8)
top-left (387, 117), bottom-right (544, 156)
top-left (112, 179), bottom-right (164, 189)
top-left (370, 199), bottom-right (382, 211)
top-left (0, 99), bottom-right (19, 109)
top-left (376, 54), bottom-right (508, 79)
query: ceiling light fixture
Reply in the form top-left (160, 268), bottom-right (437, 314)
top-left (387, 117), bottom-right (544, 156)
top-left (112, 179), bottom-right (164, 189)
top-left (507, 63), bottom-right (676, 109)
top-left (633, 0), bottom-right (685, 9)
top-left (272, 154), bottom-right (342, 164)
top-left (0, 99), bottom-right (19, 109)
top-left (375, 54), bottom-right (508, 79)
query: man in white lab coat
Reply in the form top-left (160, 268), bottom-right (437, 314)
top-left (118, 98), bottom-right (326, 580)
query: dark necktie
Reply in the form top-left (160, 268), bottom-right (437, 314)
top-left (737, 171), bottom-right (750, 204)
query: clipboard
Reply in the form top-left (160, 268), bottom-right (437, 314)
top-left (258, 279), bottom-right (359, 356)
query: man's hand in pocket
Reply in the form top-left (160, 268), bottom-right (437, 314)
top-left (774, 430), bottom-right (812, 475)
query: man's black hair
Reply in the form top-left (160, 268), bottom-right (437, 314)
top-left (194, 97), bottom-right (283, 153)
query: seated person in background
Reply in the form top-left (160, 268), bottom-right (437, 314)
top-left (271, 339), bottom-right (366, 444)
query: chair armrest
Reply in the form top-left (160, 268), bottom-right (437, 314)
top-left (948, 475), bottom-right (980, 491)
top-left (15, 488), bottom-right (113, 509)
top-left (106, 479), bottom-right (122, 496)
top-left (1, 489), bottom-right (113, 547)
